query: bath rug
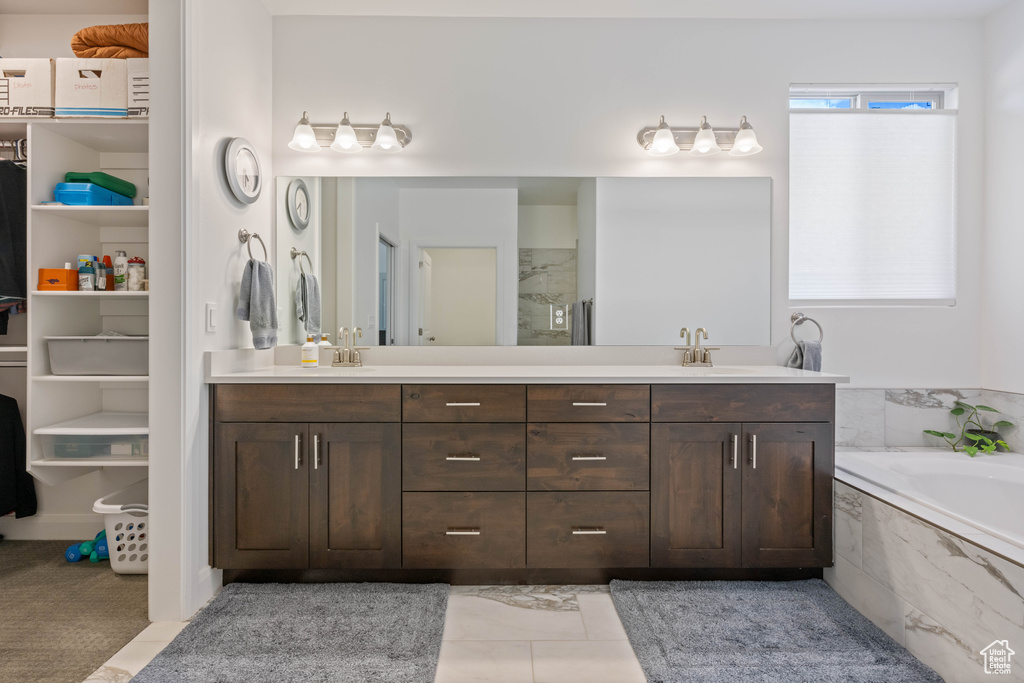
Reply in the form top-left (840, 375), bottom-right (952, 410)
top-left (132, 582), bottom-right (449, 683)
top-left (610, 578), bottom-right (942, 682)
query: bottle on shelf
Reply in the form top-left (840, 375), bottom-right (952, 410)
top-left (113, 251), bottom-right (128, 291)
top-left (102, 255), bottom-right (114, 291)
top-left (317, 333), bottom-right (331, 347)
top-left (301, 335), bottom-right (318, 368)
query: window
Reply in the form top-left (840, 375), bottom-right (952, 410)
top-left (788, 85), bottom-right (957, 305)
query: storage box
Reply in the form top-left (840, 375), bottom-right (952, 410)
top-left (54, 58), bottom-right (127, 118)
top-left (126, 58), bottom-right (148, 118)
top-left (0, 58), bottom-right (55, 117)
top-left (42, 433), bottom-right (148, 459)
top-left (45, 335), bottom-right (149, 375)
top-left (37, 268), bottom-right (79, 291)
top-left (53, 182), bottom-right (133, 206)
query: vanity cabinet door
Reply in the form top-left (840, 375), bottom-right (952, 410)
top-left (740, 423), bottom-right (833, 568)
top-left (309, 423), bottom-right (401, 569)
top-left (213, 422), bottom-right (310, 569)
top-left (651, 423), bottom-right (742, 568)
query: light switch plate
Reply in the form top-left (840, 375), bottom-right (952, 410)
top-left (205, 302), bottom-right (217, 332)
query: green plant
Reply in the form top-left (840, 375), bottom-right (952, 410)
top-left (924, 401), bottom-right (1014, 456)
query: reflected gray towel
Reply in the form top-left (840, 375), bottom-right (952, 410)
top-left (236, 259), bottom-right (278, 350)
top-left (786, 340), bottom-right (822, 372)
top-left (571, 301), bottom-right (591, 346)
top-left (294, 273), bottom-right (321, 336)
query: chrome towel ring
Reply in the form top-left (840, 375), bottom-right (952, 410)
top-left (791, 312), bottom-right (823, 344)
top-left (290, 247), bottom-right (313, 275)
top-left (238, 228), bottom-right (268, 262)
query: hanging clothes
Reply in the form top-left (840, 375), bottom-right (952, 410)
top-left (0, 394), bottom-right (35, 519)
top-left (0, 160), bottom-right (27, 335)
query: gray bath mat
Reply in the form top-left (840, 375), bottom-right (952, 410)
top-left (610, 579), bottom-right (942, 682)
top-left (133, 582), bottom-right (449, 683)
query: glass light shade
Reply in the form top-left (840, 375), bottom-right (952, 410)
top-left (729, 116), bottom-right (763, 156)
top-left (648, 117), bottom-right (680, 156)
top-left (288, 111), bottom-right (320, 153)
top-left (330, 114), bottom-right (362, 153)
top-left (371, 113), bottom-right (402, 152)
top-left (690, 117), bottom-right (721, 156)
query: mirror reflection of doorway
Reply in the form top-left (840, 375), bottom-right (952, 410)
top-left (379, 237), bottom-right (395, 345)
top-left (418, 247), bottom-right (497, 346)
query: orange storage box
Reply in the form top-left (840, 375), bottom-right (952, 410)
top-left (38, 268), bottom-right (79, 291)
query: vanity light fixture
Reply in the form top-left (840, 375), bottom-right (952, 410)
top-left (636, 114), bottom-right (763, 157)
top-left (287, 111), bottom-right (412, 153)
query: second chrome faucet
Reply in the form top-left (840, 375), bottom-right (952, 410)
top-left (676, 327), bottom-right (719, 367)
top-left (331, 326), bottom-right (369, 367)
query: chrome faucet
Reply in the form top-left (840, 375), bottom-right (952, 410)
top-left (331, 326), bottom-right (369, 367)
top-left (675, 327), bottom-right (694, 365)
top-left (693, 327), bottom-right (707, 361)
top-left (676, 326), bottom-right (719, 367)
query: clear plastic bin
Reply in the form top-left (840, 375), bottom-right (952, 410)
top-left (41, 433), bottom-right (148, 459)
top-left (45, 335), bottom-right (148, 376)
top-left (93, 479), bottom-right (149, 575)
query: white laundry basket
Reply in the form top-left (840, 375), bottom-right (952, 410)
top-left (93, 478), bottom-right (149, 575)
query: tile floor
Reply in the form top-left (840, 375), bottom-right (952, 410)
top-left (81, 585), bottom-right (645, 683)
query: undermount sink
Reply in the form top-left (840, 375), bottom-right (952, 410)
top-left (673, 365), bottom-right (777, 375)
top-left (330, 366), bottom-right (377, 373)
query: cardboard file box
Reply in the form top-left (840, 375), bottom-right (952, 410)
top-left (55, 58), bottom-right (127, 118)
top-left (0, 58), bottom-right (55, 117)
top-left (126, 58), bottom-right (148, 118)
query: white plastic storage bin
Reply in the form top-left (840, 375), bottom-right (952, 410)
top-left (45, 335), bottom-right (148, 375)
top-left (35, 412), bottom-right (149, 460)
top-left (93, 479), bottom-right (149, 575)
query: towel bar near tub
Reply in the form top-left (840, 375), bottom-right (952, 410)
top-left (238, 228), bottom-right (268, 262)
top-left (290, 248), bottom-right (313, 275)
top-left (790, 312), bottom-right (823, 344)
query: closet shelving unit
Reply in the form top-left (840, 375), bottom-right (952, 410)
top-left (24, 118), bottom-right (150, 486)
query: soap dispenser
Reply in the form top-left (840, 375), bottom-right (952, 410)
top-left (301, 335), bottom-right (318, 368)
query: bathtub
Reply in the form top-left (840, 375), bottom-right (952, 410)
top-left (836, 449), bottom-right (1024, 553)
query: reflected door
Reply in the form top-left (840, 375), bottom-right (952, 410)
top-left (418, 249), bottom-right (434, 345)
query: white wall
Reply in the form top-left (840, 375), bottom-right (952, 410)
top-left (0, 14), bottom-right (147, 58)
top-left (983, 0), bottom-right (1024, 395)
top-left (518, 205), bottom-right (578, 249)
top-left (423, 248), bottom-right (497, 345)
top-left (275, 176), bottom-right (321, 346)
top-left (273, 17), bottom-right (985, 388)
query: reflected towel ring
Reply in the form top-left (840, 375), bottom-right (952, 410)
top-left (290, 247), bottom-right (313, 275)
top-left (238, 228), bottom-right (268, 262)
top-left (790, 312), bottom-right (823, 344)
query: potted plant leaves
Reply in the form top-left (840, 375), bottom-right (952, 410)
top-left (924, 401), bottom-right (1014, 456)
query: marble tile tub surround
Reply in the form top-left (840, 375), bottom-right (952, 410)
top-left (518, 248), bottom-right (577, 346)
top-left (826, 481), bottom-right (1024, 683)
top-left (837, 387), bottom-right (1023, 451)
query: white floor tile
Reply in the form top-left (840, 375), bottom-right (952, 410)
top-left (434, 640), bottom-right (535, 683)
top-left (132, 621), bottom-right (189, 642)
top-left (576, 593), bottom-right (628, 641)
top-left (443, 594), bottom-right (588, 641)
top-left (531, 640), bottom-right (646, 683)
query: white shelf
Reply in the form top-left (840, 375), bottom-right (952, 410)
top-left (0, 346), bottom-right (28, 353)
top-left (33, 375), bottom-right (149, 383)
top-left (30, 458), bottom-right (148, 467)
top-left (31, 205), bottom-right (149, 227)
top-left (33, 411), bottom-right (148, 436)
top-left (31, 291), bottom-right (149, 299)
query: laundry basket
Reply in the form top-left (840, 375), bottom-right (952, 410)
top-left (92, 479), bottom-right (149, 575)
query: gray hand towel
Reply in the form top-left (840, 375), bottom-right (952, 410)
top-left (294, 273), bottom-right (321, 336)
top-left (236, 259), bottom-right (278, 350)
top-left (786, 340), bottom-right (822, 372)
top-left (570, 300), bottom-right (591, 346)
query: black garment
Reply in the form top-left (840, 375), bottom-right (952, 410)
top-left (0, 160), bottom-right (27, 337)
top-left (0, 393), bottom-right (35, 518)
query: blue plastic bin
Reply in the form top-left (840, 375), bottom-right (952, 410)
top-left (53, 182), bottom-right (133, 206)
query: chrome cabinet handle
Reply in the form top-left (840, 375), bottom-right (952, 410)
top-left (313, 434), bottom-right (320, 470)
top-left (572, 527), bottom-right (607, 535)
top-left (294, 434), bottom-right (301, 470)
top-left (750, 434), bottom-right (757, 469)
top-left (446, 402), bottom-right (481, 407)
top-left (731, 434), bottom-right (738, 469)
top-left (572, 402), bottom-right (607, 407)
top-left (445, 528), bottom-right (481, 536)
top-left (572, 455), bottom-right (607, 461)
top-left (446, 454), bottom-right (481, 461)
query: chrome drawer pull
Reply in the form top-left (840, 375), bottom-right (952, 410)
top-left (572, 455), bottom-right (607, 461)
top-left (750, 434), bottom-right (757, 469)
top-left (313, 434), bottom-right (320, 470)
top-left (446, 454), bottom-right (481, 461)
top-left (446, 402), bottom-right (480, 407)
top-left (294, 434), bottom-right (301, 470)
top-left (731, 434), bottom-right (738, 469)
top-left (445, 528), bottom-right (481, 536)
top-left (572, 402), bottom-right (607, 407)
top-left (572, 527), bottom-right (607, 535)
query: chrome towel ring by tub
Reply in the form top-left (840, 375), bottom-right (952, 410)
top-left (791, 312), bottom-right (823, 344)
top-left (290, 247), bottom-right (313, 275)
top-left (238, 228), bottom-right (268, 261)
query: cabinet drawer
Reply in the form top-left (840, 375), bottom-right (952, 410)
top-left (214, 384), bottom-right (401, 423)
top-left (403, 424), bottom-right (526, 491)
top-left (403, 492), bottom-right (525, 569)
top-left (651, 384), bottom-right (834, 423)
top-left (526, 492), bottom-right (649, 568)
top-left (527, 423), bottom-right (649, 491)
top-left (403, 385), bottom-right (526, 423)
top-left (527, 385), bottom-right (650, 422)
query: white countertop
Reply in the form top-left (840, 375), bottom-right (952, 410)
top-left (205, 363), bottom-right (848, 384)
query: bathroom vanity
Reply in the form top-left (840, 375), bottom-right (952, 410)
top-left (207, 364), bottom-right (840, 582)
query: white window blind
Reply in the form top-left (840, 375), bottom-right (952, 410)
top-left (789, 111), bottom-right (956, 304)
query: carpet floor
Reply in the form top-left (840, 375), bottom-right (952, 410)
top-left (132, 582), bottom-right (449, 683)
top-left (0, 540), bottom-right (149, 683)
top-left (610, 578), bottom-right (943, 683)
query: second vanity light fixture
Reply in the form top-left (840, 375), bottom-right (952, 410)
top-left (638, 115), bottom-right (762, 157)
top-left (288, 111), bottom-right (412, 153)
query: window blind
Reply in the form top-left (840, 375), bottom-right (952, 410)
top-left (789, 111), bottom-right (956, 304)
